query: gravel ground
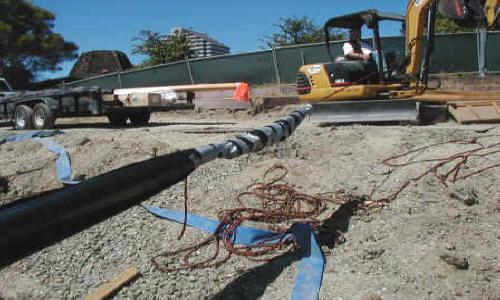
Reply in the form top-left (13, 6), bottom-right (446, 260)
top-left (0, 107), bottom-right (499, 299)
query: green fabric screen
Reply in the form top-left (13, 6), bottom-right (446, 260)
top-left (67, 32), bottom-right (500, 89)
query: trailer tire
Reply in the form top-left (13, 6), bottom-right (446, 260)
top-left (108, 113), bottom-right (127, 127)
top-left (33, 103), bottom-right (54, 129)
top-left (14, 105), bottom-right (34, 130)
top-left (129, 112), bottom-right (150, 126)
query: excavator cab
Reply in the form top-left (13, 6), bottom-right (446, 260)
top-left (296, 10), bottom-right (422, 124)
top-left (297, 10), bottom-right (407, 103)
top-left (324, 10), bottom-right (406, 83)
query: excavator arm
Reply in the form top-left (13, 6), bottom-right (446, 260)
top-left (405, 0), bottom-right (499, 79)
top-left (485, 0), bottom-right (500, 25)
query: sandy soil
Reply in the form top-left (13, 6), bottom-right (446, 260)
top-left (0, 107), bottom-right (498, 299)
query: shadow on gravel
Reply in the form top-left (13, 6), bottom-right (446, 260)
top-left (0, 176), bottom-right (8, 194)
top-left (210, 200), bottom-right (358, 299)
top-left (210, 251), bottom-right (302, 300)
top-left (318, 199), bottom-right (359, 249)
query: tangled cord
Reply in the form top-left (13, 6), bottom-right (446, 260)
top-left (152, 135), bottom-right (499, 271)
top-left (152, 164), bottom-right (360, 271)
top-left (367, 135), bottom-right (500, 207)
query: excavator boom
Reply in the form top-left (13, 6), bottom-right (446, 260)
top-left (406, 0), bottom-right (499, 79)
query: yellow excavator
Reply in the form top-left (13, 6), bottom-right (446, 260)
top-left (296, 0), bottom-right (499, 123)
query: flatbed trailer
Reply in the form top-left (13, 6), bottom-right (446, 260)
top-left (0, 86), bottom-right (194, 130)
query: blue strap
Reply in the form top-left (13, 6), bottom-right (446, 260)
top-left (142, 205), bottom-right (324, 299)
top-left (0, 130), bottom-right (58, 144)
top-left (0, 130), bottom-right (81, 185)
top-left (143, 205), bottom-right (292, 245)
top-left (290, 223), bottom-right (324, 300)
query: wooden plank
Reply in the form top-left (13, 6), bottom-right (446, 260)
top-left (415, 90), bottom-right (500, 102)
top-left (447, 100), bottom-right (500, 107)
top-left (466, 105), bottom-right (480, 120)
top-left (493, 102), bottom-right (500, 113)
top-left (114, 83), bottom-right (240, 95)
top-left (448, 105), bottom-right (465, 124)
top-left (448, 104), bottom-right (500, 124)
top-left (84, 267), bottom-right (140, 300)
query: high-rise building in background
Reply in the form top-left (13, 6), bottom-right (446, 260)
top-left (170, 27), bottom-right (230, 58)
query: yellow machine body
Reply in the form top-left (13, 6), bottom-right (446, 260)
top-left (296, 1), bottom-right (499, 124)
top-left (297, 63), bottom-right (405, 102)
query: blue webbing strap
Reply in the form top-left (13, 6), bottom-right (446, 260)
top-left (0, 130), bottom-right (81, 185)
top-left (142, 205), bottom-right (324, 300)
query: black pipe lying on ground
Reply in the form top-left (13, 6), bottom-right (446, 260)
top-left (0, 149), bottom-right (198, 269)
top-left (0, 105), bottom-right (311, 269)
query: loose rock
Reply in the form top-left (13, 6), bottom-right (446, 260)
top-left (440, 253), bottom-right (469, 270)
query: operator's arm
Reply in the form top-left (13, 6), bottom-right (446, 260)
top-left (346, 52), bottom-right (371, 61)
top-left (343, 42), bottom-right (371, 61)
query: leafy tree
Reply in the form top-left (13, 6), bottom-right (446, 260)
top-left (0, 0), bottom-right (78, 88)
top-left (131, 30), bottom-right (193, 67)
top-left (435, 0), bottom-right (500, 33)
top-left (435, 12), bottom-right (475, 33)
top-left (260, 16), bottom-right (345, 49)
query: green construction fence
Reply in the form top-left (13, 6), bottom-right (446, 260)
top-left (66, 31), bottom-right (500, 90)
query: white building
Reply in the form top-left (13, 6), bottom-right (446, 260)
top-left (170, 27), bottom-right (230, 58)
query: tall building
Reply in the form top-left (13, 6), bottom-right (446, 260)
top-left (170, 28), bottom-right (230, 58)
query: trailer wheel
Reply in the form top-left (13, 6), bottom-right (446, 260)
top-left (108, 114), bottom-right (127, 127)
top-left (129, 112), bottom-right (151, 126)
top-left (14, 105), bottom-right (34, 130)
top-left (33, 103), bottom-right (54, 129)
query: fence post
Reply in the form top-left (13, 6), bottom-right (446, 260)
top-left (186, 56), bottom-right (195, 84)
top-left (272, 47), bottom-right (282, 93)
top-left (300, 49), bottom-right (306, 66)
top-left (477, 28), bottom-right (488, 77)
top-left (117, 72), bottom-right (123, 88)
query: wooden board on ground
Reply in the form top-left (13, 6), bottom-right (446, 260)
top-left (84, 267), bottom-right (140, 300)
top-left (448, 101), bottom-right (500, 124)
top-left (413, 91), bottom-right (500, 124)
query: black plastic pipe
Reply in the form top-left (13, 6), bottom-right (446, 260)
top-left (0, 149), bottom-right (197, 269)
top-left (0, 105), bottom-right (311, 269)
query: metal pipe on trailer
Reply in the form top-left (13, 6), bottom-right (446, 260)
top-left (0, 105), bottom-right (312, 269)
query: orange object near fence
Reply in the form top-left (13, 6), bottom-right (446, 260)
top-left (233, 82), bottom-right (249, 102)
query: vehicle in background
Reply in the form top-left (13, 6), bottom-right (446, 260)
top-left (0, 77), bottom-right (16, 100)
top-left (296, 0), bottom-right (500, 124)
top-left (0, 77), bottom-right (193, 130)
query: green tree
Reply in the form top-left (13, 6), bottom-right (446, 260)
top-left (131, 30), bottom-right (193, 67)
top-left (260, 16), bottom-right (345, 49)
top-left (0, 0), bottom-right (78, 88)
top-left (435, 12), bottom-right (475, 33)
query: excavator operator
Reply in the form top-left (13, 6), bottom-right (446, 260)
top-left (343, 28), bottom-right (373, 61)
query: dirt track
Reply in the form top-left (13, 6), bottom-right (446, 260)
top-left (0, 106), bottom-right (499, 299)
